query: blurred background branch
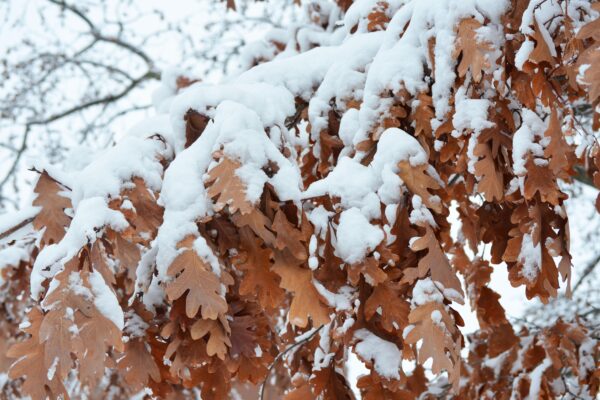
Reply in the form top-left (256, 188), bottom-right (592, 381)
top-left (0, 0), bottom-right (297, 210)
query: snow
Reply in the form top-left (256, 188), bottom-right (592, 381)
top-left (430, 309), bottom-right (443, 325)
top-left (68, 271), bottom-right (93, 299)
top-left (307, 32), bottom-right (384, 139)
top-left (313, 280), bottom-right (354, 311)
top-left (304, 127), bottom-right (427, 209)
top-left (338, 317), bottom-right (356, 334)
top-left (0, 206), bottom-right (38, 238)
top-left (527, 358), bottom-right (552, 400)
top-left (452, 88), bottom-right (493, 136)
top-left (354, 328), bottom-right (401, 379)
top-left (314, 323), bottom-right (334, 371)
top-left (124, 310), bottom-right (149, 339)
top-left (70, 135), bottom-right (167, 208)
top-left (47, 357), bottom-right (59, 381)
top-left (512, 109), bottom-right (546, 176)
top-left (515, 40), bottom-right (534, 70)
top-left (169, 83), bottom-right (295, 151)
top-left (308, 235), bottom-right (319, 270)
top-left (519, 233), bottom-right (542, 283)
top-left (338, 108), bottom-right (360, 147)
top-left (0, 246), bottom-right (29, 283)
top-left (409, 195), bottom-right (437, 227)
top-left (126, 115), bottom-right (173, 142)
top-left (453, 87), bottom-right (494, 175)
top-left (151, 67), bottom-right (190, 113)
top-left (193, 236), bottom-right (221, 277)
top-left (578, 337), bottom-right (597, 374)
top-left (303, 157), bottom-right (377, 209)
top-left (89, 270), bottom-right (124, 330)
top-left (308, 206), bottom-right (333, 239)
top-left (237, 32), bottom-right (381, 102)
top-left (412, 277), bottom-right (444, 306)
top-left (31, 197), bottom-right (129, 299)
top-left (334, 207), bottom-right (384, 264)
top-left (371, 127), bottom-right (428, 169)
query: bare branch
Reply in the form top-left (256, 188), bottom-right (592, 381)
top-left (573, 253), bottom-right (600, 293)
top-left (259, 326), bottom-right (323, 400)
top-left (27, 70), bottom-right (158, 127)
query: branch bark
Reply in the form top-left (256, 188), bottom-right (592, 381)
top-left (259, 326), bottom-right (323, 400)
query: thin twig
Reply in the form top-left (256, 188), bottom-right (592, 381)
top-left (572, 253), bottom-right (600, 293)
top-left (259, 326), bottom-right (324, 400)
top-left (0, 217), bottom-right (35, 241)
top-left (0, 124), bottom-right (31, 193)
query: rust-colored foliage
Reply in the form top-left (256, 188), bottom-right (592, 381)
top-left (2, 1), bottom-right (600, 399)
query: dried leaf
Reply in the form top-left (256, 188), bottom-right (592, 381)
top-left (364, 282), bottom-right (410, 332)
top-left (206, 158), bottom-right (254, 215)
top-left (402, 226), bottom-right (464, 302)
top-left (454, 18), bottom-right (493, 82)
top-left (166, 236), bottom-right (228, 319)
top-left (118, 339), bottom-right (161, 391)
top-left (190, 318), bottom-right (231, 360)
top-left (474, 142), bottom-right (504, 202)
top-left (272, 250), bottom-right (330, 328)
top-left (237, 228), bottom-right (285, 309)
top-left (397, 161), bottom-right (441, 213)
top-left (405, 302), bottom-right (460, 387)
top-left (32, 171), bottom-right (71, 246)
top-left (8, 308), bottom-right (67, 400)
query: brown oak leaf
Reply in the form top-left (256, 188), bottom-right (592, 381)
top-left (8, 308), bottom-right (68, 400)
top-left (236, 228), bottom-right (285, 309)
top-left (404, 302), bottom-right (461, 388)
top-left (272, 250), bottom-right (330, 328)
top-left (453, 18), bottom-right (493, 83)
top-left (364, 282), bottom-right (410, 333)
top-left (32, 171), bottom-right (71, 246)
top-left (117, 339), bottom-right (161, 391)
top-left (190, 317), bottom-right (231, 360)
top-left (474, 142), bottom-right (504, 202)
top-left (166, 235), bottom-right (228, 319)
top-left (206, 158), bottom-right (254, 215)
top-left (402, 226), bottom-right (464, 302)
top-left (397, 161), bottom-right (442, 213)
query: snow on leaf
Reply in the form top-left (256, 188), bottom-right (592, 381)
top-left (206, 157), bottom-right (254, 215)
top-left (453, 18), bottom-right (494, 83)
top-left (404, 302), bottom-right (460, 387)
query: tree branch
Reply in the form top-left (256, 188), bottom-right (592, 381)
top-left (47, 0), bottom-right (96, 32)
top-left (0, 217), bottom-right (35, 241)
top-left (0, 124), bottom-right (31, 195)
top-left (47, 0), bottom-right (158, 71)
top-left (259, 326), bottom-right (323, 400)
top-left (27, 70), bottom-right (158, 126)
top-left (573, 253), bottom-right (600, 293)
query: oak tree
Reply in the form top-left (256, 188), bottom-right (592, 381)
top-left (1, 0), bottom-right (600, 399)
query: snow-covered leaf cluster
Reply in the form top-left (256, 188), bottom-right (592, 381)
top-left (1, 0), bottom-right (600, 399)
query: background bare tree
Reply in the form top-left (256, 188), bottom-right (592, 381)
top-left (0, 0), bottom-right (297, 210)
